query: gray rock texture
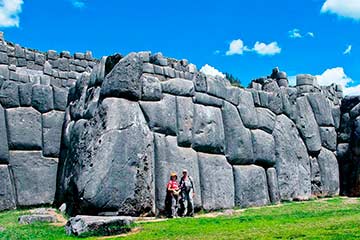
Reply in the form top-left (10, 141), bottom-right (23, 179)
top-left (176, 96), bottom-right (194, 147)
top-left (192, 104), bottom-right (225, 154)
top-left (251, 129), bottom-right (275, 167)
top-left (0, 105), bottom-right (9, 163)
top-left (19, 215), bottom-right (57, 224)
top-left (237, 89), bottom-right (258, 128)
top-left (266, 168), bottom-right (281, 204)
top-left (233, 165), bottom-right (270, 208)
top-left (273, 114), bottom-right (311, 200)
top-left (317, 148), bottom-right (340, 196)
top-left (65, 215), bottom-right (134, 237)
top-left (0, 165), bottom-right (16, 211)
top-left (198, 153), bottom-right (234, 210)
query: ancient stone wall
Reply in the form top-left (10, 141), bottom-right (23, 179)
top-left (337, 96), bottom-right (360, 196)
top-left (55, 52), bottom-right (344, 216)
top-left (0, 33), bottom-right (97, 211)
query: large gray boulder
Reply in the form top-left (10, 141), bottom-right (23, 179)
top-left (296, 96), bottom-right (321, 153)
top-left (6, 107), bottom-right (42, 150)
top-left (176, 96), bottom-right (194, 147)
top-left (237, 89), bottom-right (258, 129)
top-left (140, 74), bottom-right (162, 101)
top-left (307, 94), bottom-right (334, 126)
top-left (206, 76), bottom-right (228, 100)
top-left (0, 105), bottom-right (9, 163)
top-left (266, 168), bottom-right (281, 204)
top-left (0, 81), bottom-right (20, 108)
top-left (273, 114), bottom-right (311, 200)
top-left (221, 101), bottom-right (253, 164)
top-left (65, 215), bottom-right (134, 237)
top-left (42, 111), bottom-right (65, 157)
top-left (310, 156), bottom-right (322, 196)
top-left (233, 165), bottom-right (270, 208)
top-left (161, 78), bottom-right (195, 97)
top-left (317, 148), bottom-right (340, 196)
top-left (9, 151), bottom-right (58, 206)
top-left (198, 153), bottom-right (234, 210)
top-left (193, 92), bottom-right (223, 108)
top-left (32, 84), bottom-right (54, 113)
top-left (251, 129), bottom-right (275, 167)
top-left (319, 127), bottom-right (337, 151)
top-left (0, 165), bottom-right (16, 211)
top-left (59, 98), bottom-right (155, 216)
top-left (192, 104), bottom-right (225, 154)
top-left (140, 94), bottom-right (177, 136)
top-left (100, 53), bottom-right (143, 100)
top-left (153, 134), bottom-right (201, 212)
top-left (256, 107), bottom-right (276, 134)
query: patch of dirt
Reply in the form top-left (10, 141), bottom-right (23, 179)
top-left (343, 197), bottom-right (359, 205)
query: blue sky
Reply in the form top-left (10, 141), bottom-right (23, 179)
top-left (1, 0), bottom-right (360, 95)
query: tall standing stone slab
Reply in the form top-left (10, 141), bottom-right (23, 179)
top-left (6, 107), bottom-right (42, 150)
top-left (9, 151), bottom-right (58, 206)
top-left (100, 53), bottom-right (143, 100)
top-left (251, 129), bottom-right (275, 167)
top-left (266, 168), bottom-right (281, 204)
top-left (192, 104), bottom-right (225, 154)
top-left (154, 134), bottom-right (201, 212)
top-left (198, 153), bottom-right (234, 210)
top-left (256, 107), bottom-right (276, 134)
top-left (140, 94), bottom-right (177, 136)
top-left (0, 165), bottom-right (16, 211)
top-left (59, 98), bottom-right (155, 216)
top-left (319, 127), bottom-right (337, 151)
top-left (0, 104), bottom-right (9, 163)
top-left (273, 114), bottom-right (311, 201)
top-left (296, 96), bottom-right (321, 153)
top-left (233, 165), bottom-right (270, 208)
top-left (237, 89), bottom-right (258, 129)
top-left (317, 148), bottom-right (340, 196)
top-left (42, 111), bottom-right (65, 157)
top-left (221, 101), bottom-right (253, 164)
top-left (176, 96), bottom-right (194, 147)
top-left (307, 93), bottom-right (334, 126)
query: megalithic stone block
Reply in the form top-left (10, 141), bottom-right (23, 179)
top-left (9, 151), bottom-right (58, 206)
top-left (266, 168), bottom-right (281, 204)
top-left (317, 148), bottom-right (340, 197)
top-left (42, 111), bottom-right (65, 158)
top-left (6, 107), bottom-right (42, 150)
top-left (198, 153), bottom-right (234, 210)
top-left (0, 104), bottom-right (9, 163)
top-left (32, 84), bottom-right (54, 113)
top-left (0, 165), bottom-right (16, 211)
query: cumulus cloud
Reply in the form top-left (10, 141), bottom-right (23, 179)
top-left (70, 0), bottom-right (86, 8)
top-left (0, 0), bottom-right (23, 28)
top-left (253, 41), bottom-right (281, 56)
top-left (288, 29), bottom-right (303, 38)
top-left (343, 45), bottom-right (352, 55)
top-left (199, 64), bottom-right (225, 78)
top-left (226, 39), bottom-right (281, 56)
top-left (307, 32), bottom-right (315, 37)
top-left (321, 0), bottom-right (360, 20)
top-left (226, 39), bottom-right (249, 56)
top-left (316, 67), bottom-right (359, 96)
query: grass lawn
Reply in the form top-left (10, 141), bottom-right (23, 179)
top-left (0, 197), bottom-right (359, 240)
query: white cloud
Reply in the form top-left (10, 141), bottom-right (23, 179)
top-left (343, 45), bottom-right (352, 55)
top-left (70, 0), bottom-right (85, 8)
top-left (226, 39), bottom-right (281, 56)
top-left (288, 29), bottom-right (303, 38)
top-left (307, 32), bottom-right (315, 37)
top-left (0, 0), bottom-right (23, 28)
top-left (253, 41), bottom-right (281, 56)
top-left (200, 64), bottom-right (225, 78)
top-left (226, 39), bottom-right (249, 56)
top-left (321, 0), bottom-right (360, 20)
top-left (316, 67), bottom-right (359, 96)
top-left (288, 76), bottom-right (297, 86)
top-left (213, 50), bottom-right (220, 55)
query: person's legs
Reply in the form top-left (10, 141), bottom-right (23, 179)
top-left (182, 192), bottom-right (189, 216)
top-left (188, 190), bottom-right (194, 216)
top-left (171, 195), bottom-right (178, 217)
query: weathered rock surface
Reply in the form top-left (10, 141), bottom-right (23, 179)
top-left (161, 78), bottom-right (194, 96)
top-left (140, 94), bottom-right (177, 135)
top-left (266, 168), bottom-right (281, 204)
top-left (222, 101), bottom-right (253, 164)
top-left (65, 215), bottom-right (134, 237)
top-left (198, 153), bottom-right (234, 210)
top-left (0, 105), bottom-right (9, 163)
top-left (307, 93), bottom-right (334, 126)
top-left (273, 114), bottom-right (311, 200)
top-left (233, 165), bottom-right (270, 208)
top-left (319, 127), bottom-right (337, 151)
top-left (317, 148), bottom-right (340, 196)
top-left (296, 96), bottom-right (322, 153)
top-left (19, 215), bottom-right (57, 224)
top-left (6, 107), bottom-right (42, 150)
top-left (9, 151), bottom-right (58, 206)
top-left (192, 104), bottom-right (225, 154)
top-left (176, 96), bottom-right (194, 147)
top-left (0, 165), bottom-right (16, 211)
top-left (251, 129), bottom-right (275, 167)
top-left (256, 107), bottom-right (276, 133)
top-left (237, 89), bottom-right (258, 128)
top-left (42, 111), bottom-right (65, 157)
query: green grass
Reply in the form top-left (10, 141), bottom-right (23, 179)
top-left (0, 198), bottom-right (359, 240)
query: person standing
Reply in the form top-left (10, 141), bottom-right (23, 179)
top-left (179, 169), bottom-right (195, 217)
top-left (165, 172), bottom-right (180, 218)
